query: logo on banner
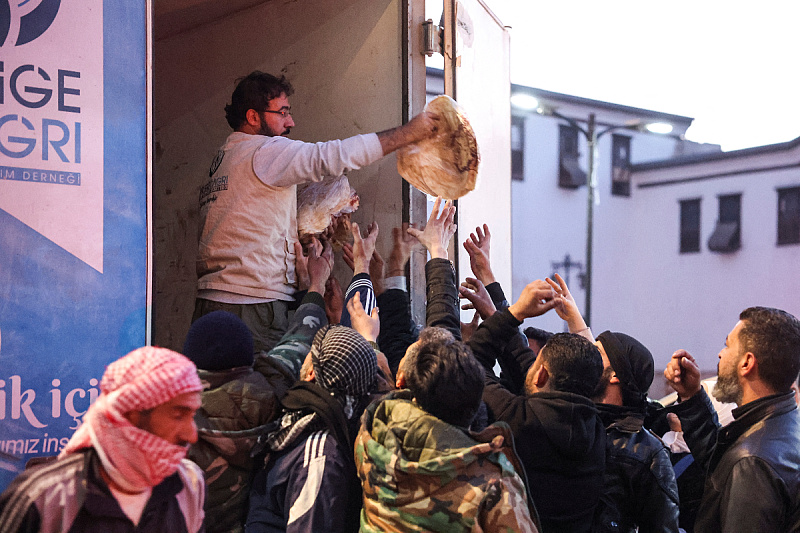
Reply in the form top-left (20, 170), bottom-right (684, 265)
top-left (0, 0), bottom-right (103, 272)
top-left (0, 0), bottom-right (61, 47)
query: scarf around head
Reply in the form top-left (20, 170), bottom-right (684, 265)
top-left (310, 324), bottom-right (377, 419)
top-left (60, 346), bottom-right (203, 492)
top-left (597, 331), bottom-right (654, 410)
top-left (261, 326), bottom-right (378, 457)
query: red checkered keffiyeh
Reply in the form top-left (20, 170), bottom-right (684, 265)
top-left (60, 347), bottom-right (203, 492)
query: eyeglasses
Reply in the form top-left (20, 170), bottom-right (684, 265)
top-left (262, 109), bottom-right (292, 118)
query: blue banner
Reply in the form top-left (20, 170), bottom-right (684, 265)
top-left (0, 1), bottom-right (148, 490)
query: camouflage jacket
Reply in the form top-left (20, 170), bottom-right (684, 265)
top-left (188, 297), bottom-right (327, 533)
top-left (355, 390), bottom-right (540, 533)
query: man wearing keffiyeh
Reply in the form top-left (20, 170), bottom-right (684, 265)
top-left (246, 318), bottom-right (380, 533)
top-left (0, 347), bottom-right (206, 533)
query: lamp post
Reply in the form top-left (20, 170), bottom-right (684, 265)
top-left (544, 110), bottom-right (663, 327)
top-left (511, 93), bottom-right (673, 327)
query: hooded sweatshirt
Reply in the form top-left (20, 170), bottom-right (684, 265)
top-left (469, 309), bottom-right (606, 533)
top-left (355, 390), bottom-right (540, 533)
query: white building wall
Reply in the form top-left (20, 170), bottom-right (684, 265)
top-left (596, 158), bottom-right (800, 388)
top-left (511, 111), bottom-right (693, 335)
top-left (512, 114), bottom-right (587, 334)
top-left (510, 88), bottom-right (800, 398)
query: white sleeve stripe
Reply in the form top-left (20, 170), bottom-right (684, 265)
top-left (304, 431), bottom-right (320, 467)
top-left (288, 432), bottom-right (329, 526)
top-left (345, 279), bottom-right (376, 312)
top-left (315, 432), bottom-right (327, 461)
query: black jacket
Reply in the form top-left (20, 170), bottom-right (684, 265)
top-left (424, 258), bottom-right (461, 339)
top-left (469, 308), bottom-right (606, 533)
top-left (671, 389), bottom-right (800, 532)
top-left (376, 257), bottom-right (461, 374)
top-left (595, 404), bottom-right (679, 533)
top-left (375, 288), bottom-right (417, 374)
top-left (247, 382), bottom-right (363, 533)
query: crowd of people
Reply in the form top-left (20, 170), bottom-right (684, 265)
top-left (2, 71), bottom-right (800, 533)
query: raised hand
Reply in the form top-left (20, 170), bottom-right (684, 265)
top-left (324, 276), bottom-right (344, 325)
top-left (508, 279), bottom-right (557, 321)
top-left (545, 273), bottom-right (589, 337)
top-left (664, 349), bottom-right (702, 402)
top-left (347, 292), bottom-right (380, 342)
top-left (460, 311), bottom-right (480, 343)
top-left (341, 242), bottom-right (354, 272)
top-left (463, 224), bottom-right (495, 285)
top-left (370, 249), bottom-right (386, 296)
top-left (387, 223), bottom-right (418, 277)
top-left (351, 221), bottom-right (379, 274)
top-left (458, 277), bottom-right (497, 320)
top-left (306, 238), bottom-right (333, 295)
top-left (407, 197), bottom-right (456, 260)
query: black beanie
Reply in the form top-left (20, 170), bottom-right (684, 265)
top-left (183, 311), bottom-right (254, 371)
top-left (597, 331), bottom-right (654, 408)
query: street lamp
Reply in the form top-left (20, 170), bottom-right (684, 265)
top-left (532, 106), bottom-right (672, 327)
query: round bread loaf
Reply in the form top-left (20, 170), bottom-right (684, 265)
top-left (397, 95), bottom-right (479, 199)
top-left (297, 174), bottom-right (359, 237)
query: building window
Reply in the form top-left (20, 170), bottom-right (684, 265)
top-left (680, 198), bottom-right (701, 253)
top-left (708, 193), bottom-right (741, 253)
top-left (511, 115), bottom-right (525, 181)
top-left (611, 134), bottom-right (631, 197)
top-left (777, 186), bottom-right (800, 245)
top-left (558, 124), bottom-right (586, 189)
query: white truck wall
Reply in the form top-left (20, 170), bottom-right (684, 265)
top-left (454, 0), bottom-right (512, 312)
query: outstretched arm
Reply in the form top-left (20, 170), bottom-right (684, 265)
top-left (458, 277), bottom-right (497, 320)
top-left (347, 293), bottom-right (379, 343)
top-left (463, 224), bottom-right (513, 310)
top-left (664, 349), bottom-right (719, 474)
top-left (376, 224), bottom-right (421, 373)
top-left (376, 111), bottom-right (439, 155)
top-left (463, 224), bottom-right (495, 285)
top-left (508, 279), bottom-right (557, 322)
top-left (407, 198), bottom-right (460, 337)
top-left (305, 238), bottom-right (333, 296)
top-left (350, 222), bottom-right (379, 275)
top-left (340, 222), bottom-right (378, 328)
top-left (407, 197), bottom-right (456, 260)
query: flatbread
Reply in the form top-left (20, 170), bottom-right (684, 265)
top-left (297, 174), bottom-right (359, 238)
top-left (397, 95), bottom-right (479, 199)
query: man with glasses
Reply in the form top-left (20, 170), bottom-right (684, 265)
top-left (195, 71), bottom-right (438, 352)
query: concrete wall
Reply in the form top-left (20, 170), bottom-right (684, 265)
top-left (152, 0), bottom-right (415, 349)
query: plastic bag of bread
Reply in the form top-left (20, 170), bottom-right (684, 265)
top-left (397, 95), bottom-right (479, 200)
top-left (297, 174), bottom-right (359, 246)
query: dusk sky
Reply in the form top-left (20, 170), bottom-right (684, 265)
top-left (428, 0), bottom-right (799, 151)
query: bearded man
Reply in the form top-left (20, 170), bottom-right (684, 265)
top-left (194, 71), bottom-right (438, 353)
top-left (665, 306), bottom-right (800, 532)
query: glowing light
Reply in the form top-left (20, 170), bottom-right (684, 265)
top-left (511, 93), bottom-right (539, 111)
top-left (645, 122), bottom-right (673, 134)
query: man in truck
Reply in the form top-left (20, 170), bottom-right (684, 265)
top-left (194, 70), bottom-right (439, 353)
